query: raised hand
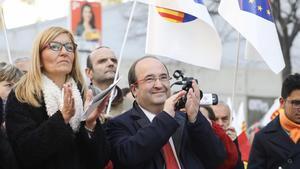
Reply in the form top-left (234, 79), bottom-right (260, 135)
top-left (185, 80), bottom-right (200, 123)
top-left (226, 127), bottom-right (237, 141)
top-left (83, 89), bottom-right (93, 112)
top-left (85, 95), bottom-right (110, 130)
top-left (61, 82), bottom-right (75, 124)
top-left (163, 90), bottom-right (186, 117)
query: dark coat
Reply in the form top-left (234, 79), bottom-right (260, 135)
top-left (0, 98), bottom-right (3, 124)
top-left (106, 102), bottom-right (226, 169)
top-left (5, 90), bottom-right (110, 169)
top-left (233, 139), bottom-right (245, 169)
top-left (248, 116), bottom-right (300, 169)
top-left (0, 129), bottom-right (19, 169)
top-left (0, 98), bottom-right (20, 169)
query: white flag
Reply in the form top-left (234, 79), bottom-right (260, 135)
top-left (218, 0), bottom-right (285, 73)
top-left (137, 0), bottom-right (222, 70)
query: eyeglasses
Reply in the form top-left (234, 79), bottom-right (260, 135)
top-left (285, 99), bottom-right (300, 109)
top-left (44, 42), bottom-right (77, 53)
top-left (134, 74), bottom-right (172, 85)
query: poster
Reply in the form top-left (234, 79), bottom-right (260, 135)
top-left (71, 0), bottom-right (102, 51)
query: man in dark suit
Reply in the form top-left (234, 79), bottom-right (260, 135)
top-left (106, 56), bottom-right (226, 169)
top-left (248, 73), bottom-right (300, 169)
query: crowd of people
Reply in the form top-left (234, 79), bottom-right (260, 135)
top-left (0, 26), bottom-right (299, 169)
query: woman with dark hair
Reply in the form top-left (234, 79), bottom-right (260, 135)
top-left (76, 3), bottom-right (100, 41)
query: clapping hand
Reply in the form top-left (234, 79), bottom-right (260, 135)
top-left (61, 82), bottom-right (75, 124)
top-left (185, 80), bottom-right (201, 123)
top-left (84, 90), bottom-right (110, 130)
top-left (163, 90), bottom-right (186, 117)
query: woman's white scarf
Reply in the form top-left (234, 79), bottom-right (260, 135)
top-left (41, 74), bottom-right (83, 132)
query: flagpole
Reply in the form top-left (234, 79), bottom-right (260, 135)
top-left (230, 32), bottom-right (241, 125)
top-left (0, 6), bottom-right (12, 64)
top-left (106, 0), bottom-right (137, 115)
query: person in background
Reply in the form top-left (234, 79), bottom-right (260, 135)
top-left (200, 105), bottom-right (244, 169)
top-left (106, 56), bottom-right (226, 169)
top-left (0, 62), bottom-right (23, 125)
top-left (0, 62), bottom-right (23, 169)
top-left (248, 73), bottom-right (300, 169)
top-left (85, 46), bottom-right (132, 118)
top-left (212, 102), bottom-right (238, 141)
top-left (14, 57), bottom-right (31, 73)
top-left (121, 87), bottom-right (135, 102)
top-left (76, 3), bottom-right (100, 41)
top-left (5, 27), bottom-right (110, 169)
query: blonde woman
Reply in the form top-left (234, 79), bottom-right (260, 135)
top-left (5, 27), bottom-right (110, 169)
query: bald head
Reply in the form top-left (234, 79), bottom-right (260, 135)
top-left (211, 102), bottom-right (231, 130)
top-left (86, 47), bottom-right (118, 90)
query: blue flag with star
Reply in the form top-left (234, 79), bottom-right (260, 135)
top-left (238, 0), bottom-right (273, 22)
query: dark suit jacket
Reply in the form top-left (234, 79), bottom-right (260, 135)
top-left (106, 102), bottom-right (226, 169)
top-left (248, 116), bottom-right (300, 169)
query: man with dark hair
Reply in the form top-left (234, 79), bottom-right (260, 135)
top-left (85, 46), bottom-right (132, 117)
top-left (248, 73), bottom-right (300, 169)
top-left (106, 56), bottom-right (226, 169)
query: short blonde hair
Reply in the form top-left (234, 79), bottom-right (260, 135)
top-left (15, 27), bottom-right (86, 107)
top-left (0, 62), bottom-right (23, 83)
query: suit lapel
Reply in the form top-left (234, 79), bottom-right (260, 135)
top-left (265, 117), bottom-right (294, 157)
top-left (130, 102), bottom-right (166, 168)
top-left (291, 142), bottom-right (300, 157)
top-left (130, 102), bottom-right (151, 129)
top-left (172, 112), bottom-right (186, 158)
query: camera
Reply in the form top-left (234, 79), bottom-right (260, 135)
top-left (171, 70), bottom-right (218, 110)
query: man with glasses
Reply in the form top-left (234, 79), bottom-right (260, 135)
top-left (248, 73), bottom-right (300, 169)
top-left (106, 56), bottom-right (226, 169)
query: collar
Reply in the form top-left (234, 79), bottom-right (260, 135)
top-left (41, 74), bottom-right (83, 132)
top-left (279, 112), bottom-right (300, 143)
top-left (139, 105), bottom-right (156, 122)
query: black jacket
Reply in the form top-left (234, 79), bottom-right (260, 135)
top-left (106, 102), bottom-right (226, 169)
top-left (5, 91), bottom-right (110, 169)
top-left (0, 98), bottom-right (19, 169)
top-left (0, 98), bottom-right (3, 125)
top-left (248, 116), bottom-right (300, 169)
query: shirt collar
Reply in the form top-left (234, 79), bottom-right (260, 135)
top-left (138, 105), bottom-right (156, 122)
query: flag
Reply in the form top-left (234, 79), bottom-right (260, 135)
top-left (136, 0), bottom-right (222, 70)
top-left (218, 0), bottom-right (285, 74)
top-left (237, 131), bottom-right (251, 162)
top-left (232, 102), bottom-right (246, 135)
top-left (232, 102), bottom-right (251, 162)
